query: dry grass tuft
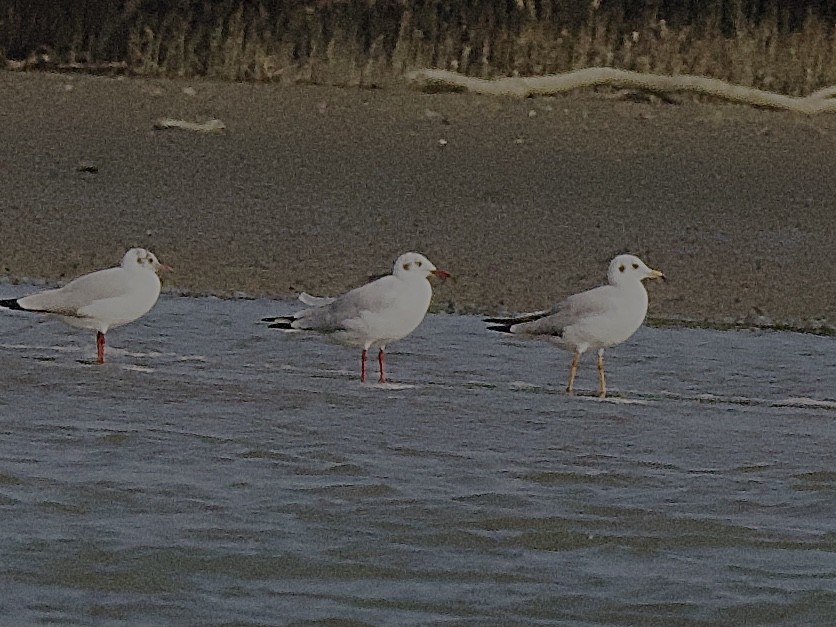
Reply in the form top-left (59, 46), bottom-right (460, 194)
top-left (3, 1), bottom-right (836, 94)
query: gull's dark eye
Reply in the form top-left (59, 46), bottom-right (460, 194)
top-left (403, 262), bottom-right (412, 271)
top-left (632, 262), bottom-right (639, 269)
top-left (619, 265), bottom-right (625, 272)
top-left (416, 261), bottom-right (423, 267)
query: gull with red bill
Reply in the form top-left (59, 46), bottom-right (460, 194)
top-left (0, 248), bottom-right (171, 364)
top-left (264, 252), bottom-right (450, 383)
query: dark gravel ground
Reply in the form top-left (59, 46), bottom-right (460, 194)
top-left (1, 70), bottom-right (835, 327)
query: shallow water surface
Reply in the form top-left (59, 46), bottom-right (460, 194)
top-left (1, 292), bottom-right (835, 625)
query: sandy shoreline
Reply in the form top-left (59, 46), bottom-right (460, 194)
top-left (1, 70), bottom-right (835, 328)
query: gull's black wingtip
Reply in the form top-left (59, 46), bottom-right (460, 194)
top-left (262, 314), bottom-right (295, 330)
top-left (0, 298), bottom-right (23, 311)
top-left (485, 322), bottom-right (514, 334)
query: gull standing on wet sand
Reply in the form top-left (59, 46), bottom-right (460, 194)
top-left (484, 254), bottom-right (665, 398)
top-left (263, 252), bottom-right (451, 383)
top-left (0, 248), bottom-right (170, 364)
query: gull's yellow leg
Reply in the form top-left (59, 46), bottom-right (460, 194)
top-left (597, 349), bottom-right (606, 398)
top-left (566, 351), bottom-right (581, 394)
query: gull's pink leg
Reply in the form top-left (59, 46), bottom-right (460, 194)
top-left (360, 348), bottom-right (367, 383)
top-left (96, 332), bottom-right (106, 364)
top-left (378, 348), bottom-right (386, 384)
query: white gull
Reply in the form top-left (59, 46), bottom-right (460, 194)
top-left (264, 252), bottom-right (450, 383)
top-left (0, 248), bottom-right (170, 364)
top-left (485, 254), bottom-right (664, 397)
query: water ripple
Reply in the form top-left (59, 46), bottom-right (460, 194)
top-left (1, 293), bottom-right (835, 624)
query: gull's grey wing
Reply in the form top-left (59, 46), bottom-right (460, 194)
top-left (298, 292), bottom-right (336, 306)
top-left (17, 267), bottom-right (130, 315)
top-left (262, 292), bottom-right (337, 326)
top-left (292, 276), bottom-right (399, 332)
top-left (494, 285), bottom-right (616, 337)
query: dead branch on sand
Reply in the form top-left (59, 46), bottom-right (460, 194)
top-left (406, 68), bottom-right (836, 114)
top-left (153, 118), bottom-right (226, 133)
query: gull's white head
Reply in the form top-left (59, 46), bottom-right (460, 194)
top-left (392, 252), bottom-right (451, 281)
top-left (607, 254), bottom-right (665, 286)
top-left (121, 248), bottom-right (170, 274)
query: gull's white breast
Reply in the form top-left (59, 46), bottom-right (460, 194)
top-left (561, 283), bottom-right (649, 350)
top-left (337, 277), bottom-right (432, 348)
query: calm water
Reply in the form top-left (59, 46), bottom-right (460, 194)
top-left (1, 291), bottom-right (835, 626)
